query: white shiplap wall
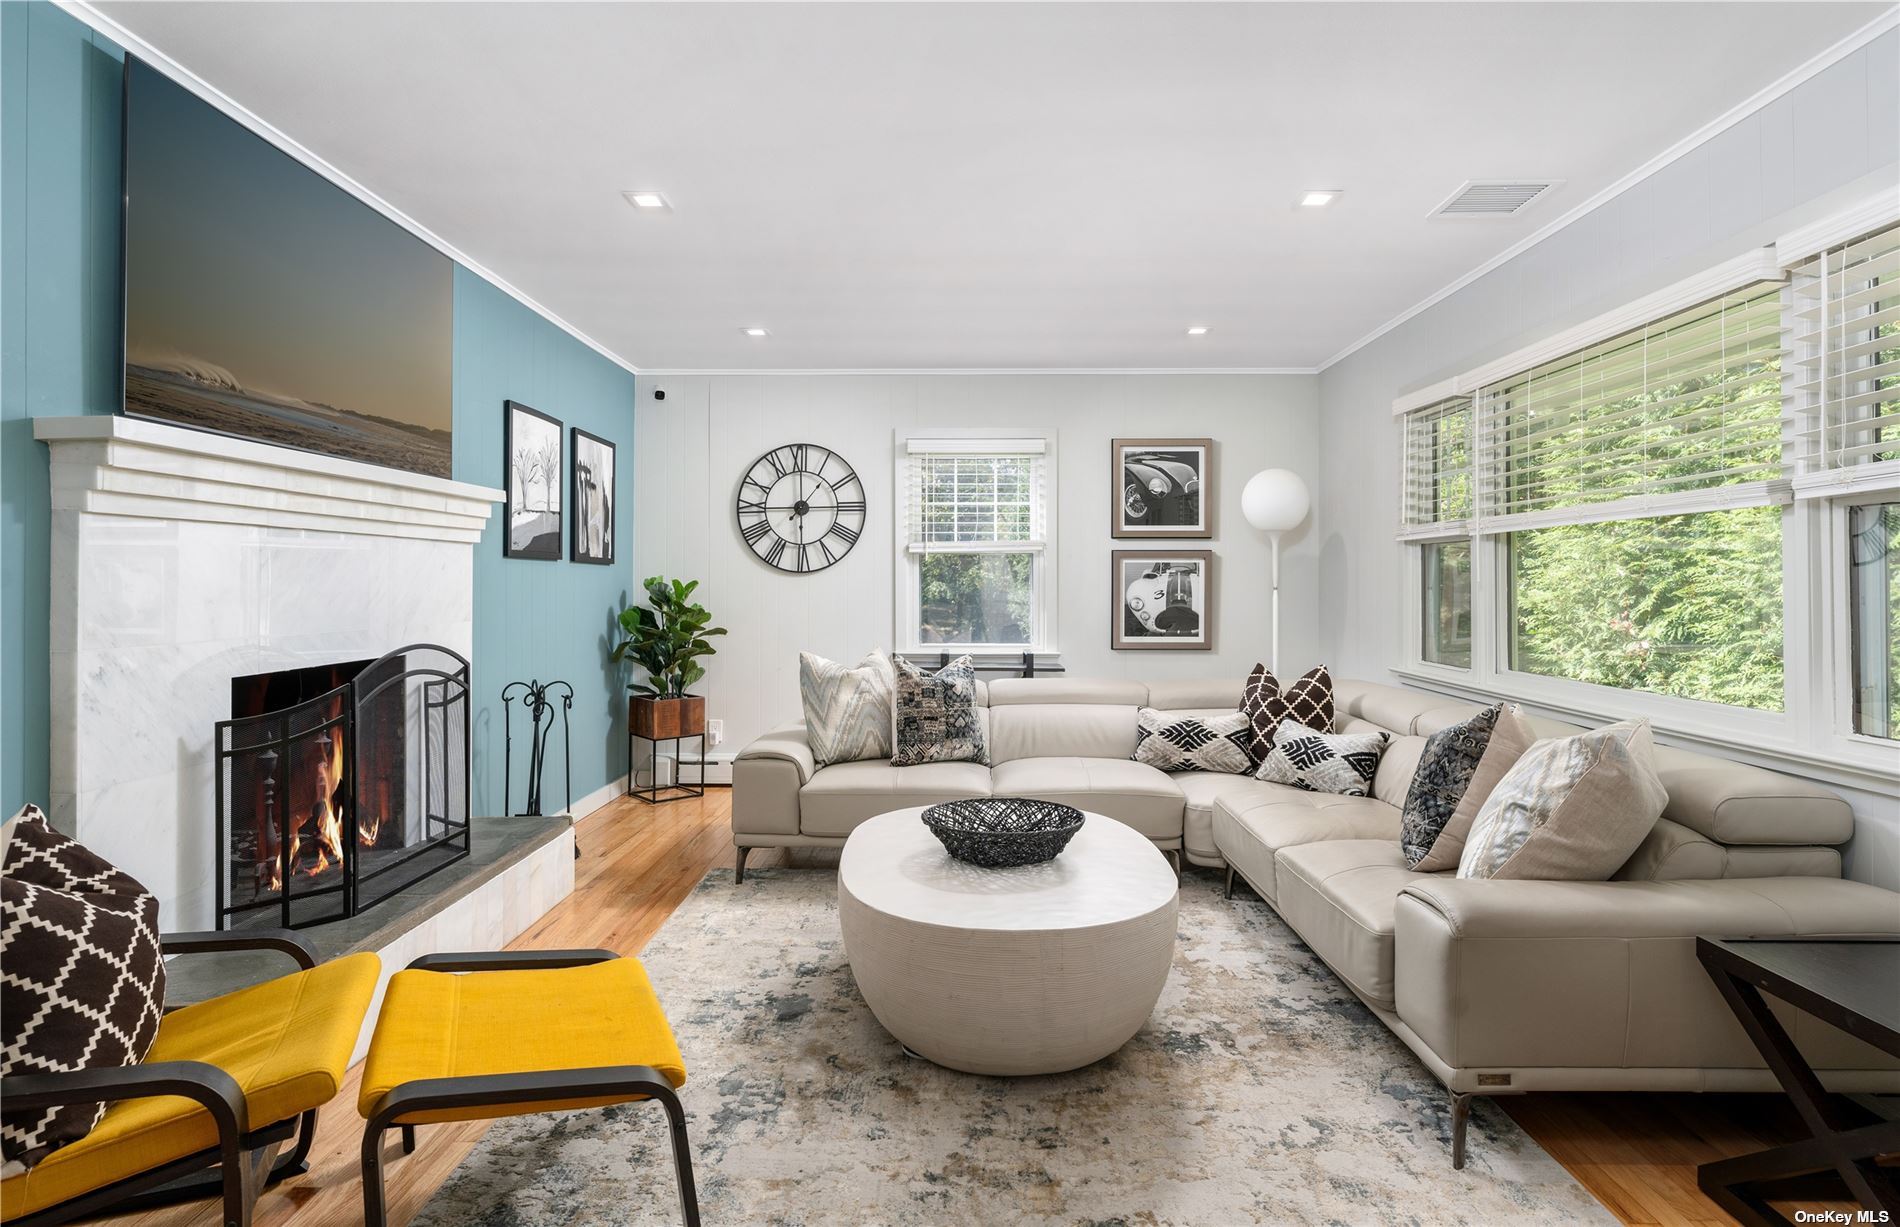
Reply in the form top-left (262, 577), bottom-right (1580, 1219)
top-left (635, 372), bottom-right (1320, 753)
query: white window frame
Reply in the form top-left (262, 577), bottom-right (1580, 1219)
top-left (1392, 194), bottom-right (1900, 791)
top-left (893, 429), bottom-right (1060, 657)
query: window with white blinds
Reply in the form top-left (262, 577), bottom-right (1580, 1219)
top-left (1788, 222), bottom-right (1900, 497)
top-left (1399, 396), bottom-right (1474, 540)
top-left (1473, 280), bottom-right (1788, 532)
top-left (903, 438), bottom-right (1047, 553)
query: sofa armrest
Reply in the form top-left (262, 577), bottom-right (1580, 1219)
top-left (1393, 877), bottom-right (1900, 1081)
top-left (733, 721), bottom-right (815, 841)
top-left (736, 721), bottom-right (816, 785)
top-left (1397, 876), bottom-right (1900, 941)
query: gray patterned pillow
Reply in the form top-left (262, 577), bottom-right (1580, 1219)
top-left (1459, 720), bottom-right (1667, 881)
top-left (799, 650), bottom-right (894, 767)
top-left (1133, 708), bottom-right (1254, 774)
top-left (891, 655), bottom-right (989, 767)
top-left (1254, 720), bottom-right (1388, 796)
top-left (1398, 705), bottom-right (1501, 868)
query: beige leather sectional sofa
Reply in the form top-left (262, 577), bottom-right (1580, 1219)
top-left (733, 675), bottom-right (1900, 1166)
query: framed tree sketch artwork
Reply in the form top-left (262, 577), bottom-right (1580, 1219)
top-left (570, 427), bottom-right (616, 565)
top-left (1112, 549), bottom-right (1213, 649)
top-left (504, 400), bottom-right (563, 559)
top-left (1113, 438), bottom-right (1213, 538)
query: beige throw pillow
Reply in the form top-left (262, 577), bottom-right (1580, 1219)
top-left (1458, 719), bottom-right (1668, 881)
top-left (1413, 705), bottom-right (1536, 872)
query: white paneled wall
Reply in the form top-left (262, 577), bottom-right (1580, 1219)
top-left (636, 373), bottom-right (1320, 752)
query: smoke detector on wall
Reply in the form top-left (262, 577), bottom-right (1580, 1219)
top-left (1430, 179), bottom-right (1564, 219)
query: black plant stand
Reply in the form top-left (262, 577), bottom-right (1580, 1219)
top-left (627, 729), bottom-right (706, 805)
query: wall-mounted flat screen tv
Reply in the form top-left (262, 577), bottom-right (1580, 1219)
top-left (122, 58), bottom-right (453, 479)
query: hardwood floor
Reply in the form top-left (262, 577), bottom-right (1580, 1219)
top-left (112, 789), bottom-right (1860, 1227)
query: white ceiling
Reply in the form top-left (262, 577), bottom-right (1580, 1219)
top-left (94, 1), bottom-right (1887, 371)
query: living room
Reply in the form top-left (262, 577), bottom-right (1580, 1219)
top-left (2, 2), bottom-right (1897, 1225)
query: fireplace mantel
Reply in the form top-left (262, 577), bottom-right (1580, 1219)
top-left (41, 415), bottom-right (506, 929)
top-left (35, 416), bottom-right (501, 543)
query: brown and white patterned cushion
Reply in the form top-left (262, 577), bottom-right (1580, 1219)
top-left (1239, 663), bottom-right (1334, 762)
top-left (1, 805), bottom-right (166, 1168)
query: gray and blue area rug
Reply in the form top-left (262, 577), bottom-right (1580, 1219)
top-left (413, 867), bottom-right (1611, 1225)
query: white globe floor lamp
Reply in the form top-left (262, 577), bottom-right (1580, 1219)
top-left (1240, 469), bottom-right (1311, 675)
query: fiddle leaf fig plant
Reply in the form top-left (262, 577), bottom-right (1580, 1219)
top-left (612, 576), bottom-right (727, 698)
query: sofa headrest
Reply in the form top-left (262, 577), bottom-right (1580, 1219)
top-left (985, 678), bottom-right (1147, 707)
top-left (1145, 678), bottom-right (1245, 710)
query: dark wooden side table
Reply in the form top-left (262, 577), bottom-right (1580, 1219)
top-left (1695, 937), bottom-right (1900, 1226)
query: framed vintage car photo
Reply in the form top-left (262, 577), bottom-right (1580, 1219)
top-left (1112, 549), bottom-right (1213, 649)
top-left (1112, 438), bottom-right (1212, 537)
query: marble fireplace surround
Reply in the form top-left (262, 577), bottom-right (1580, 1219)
top-left (35, 415), bottom-right (507, 931)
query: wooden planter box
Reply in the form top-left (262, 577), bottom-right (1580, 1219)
top-left (630, 694), bottom-right (705, 740)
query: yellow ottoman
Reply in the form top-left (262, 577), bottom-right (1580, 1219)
top-left (357, 950), bottom-right (695, 1226)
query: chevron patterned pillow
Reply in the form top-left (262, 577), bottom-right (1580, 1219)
top-left (799, 650), bottom-right (896, 767)
top-left (1, 805), bottom-right (166, 1169)
top-left (1254, 720), bottom-right (1389, 796)
top-left (1133, 708), bottom-right (1255, 774)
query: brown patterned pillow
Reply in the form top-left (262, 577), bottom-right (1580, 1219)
top-left (1239, 663), bottom-right (1334, 762)
top-left (1, 805), bottom-right (166, 1168)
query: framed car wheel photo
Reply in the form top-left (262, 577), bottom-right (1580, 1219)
top-left (1112, 438), bottom-right (1212, 538)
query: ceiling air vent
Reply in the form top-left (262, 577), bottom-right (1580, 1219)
top-left (1431, 179), bottom-right (1562, 219)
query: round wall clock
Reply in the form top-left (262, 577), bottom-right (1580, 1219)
top-left (736, 443), bottom-right (866, 573)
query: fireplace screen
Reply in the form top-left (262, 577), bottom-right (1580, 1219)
top-left (215, 644), bottom-right (470, 930)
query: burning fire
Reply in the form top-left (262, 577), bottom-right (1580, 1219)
top-left (258, 724), bottom-right (349, 894)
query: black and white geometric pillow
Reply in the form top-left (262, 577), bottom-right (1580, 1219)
top-left (1, 805), bottom-right (166, 1169)
top-left (1132, 708), bottom-right (1255, 774)
top-left (1255, 720), bottom-right (1390, 796)
top-left (1239, 663), bottom-right (1335, 763)
top-left (891, 655), bottom-right (990, 766)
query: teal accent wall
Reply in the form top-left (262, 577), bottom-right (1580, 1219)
top-left (453, 267), bottom-right (636, 815)
top-left (0, 2), bottom-right (637, 818)
top-left (0, 3), bottom-right (123, 817)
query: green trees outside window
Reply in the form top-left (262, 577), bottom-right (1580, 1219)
top-left (1509, 506), bottom-right (1784, 711)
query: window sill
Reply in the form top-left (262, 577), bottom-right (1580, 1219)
top-left (1389, 665), bottom-right (1899, 791)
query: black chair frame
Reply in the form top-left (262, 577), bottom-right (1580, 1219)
top-left (359, 949), bottom-right (700, 1227)
top-left (1, 930), bottom-right (323, 1227)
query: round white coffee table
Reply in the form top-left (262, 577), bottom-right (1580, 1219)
top-left (838, 806), bottom-right (1179, 1076)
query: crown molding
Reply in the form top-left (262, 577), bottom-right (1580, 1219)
top-left (644, 367), bottom-right (1319, 377)
top-left (1320, 5), bottom-right (1900, 375)
top-left (57, 0), bottom-right (642, 377)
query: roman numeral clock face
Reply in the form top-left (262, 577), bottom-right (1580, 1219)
top-left (735, 444), bottom-right (866, 573)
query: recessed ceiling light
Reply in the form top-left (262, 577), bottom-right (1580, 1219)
top-left (743, 327), bottom-right (770, 338)
top-left (623, 191), bottom-right (671, 210)
top-left (1299, 190), bottom-right (1340, 208)
top-left (1186, 326), bottom-right (1209, 336)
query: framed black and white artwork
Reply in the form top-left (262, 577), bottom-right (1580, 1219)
top-left (570, 427), bottom-right (616, 565)
top-left (1113, 438), bottom-right (1213, 538)
top-left (503, 400), bottom-right (562, 560)
top-left (1112, 549), bottom-right (1212, 650)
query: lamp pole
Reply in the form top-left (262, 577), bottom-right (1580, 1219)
top-left (1240, 468), bottom-right (1311, 677)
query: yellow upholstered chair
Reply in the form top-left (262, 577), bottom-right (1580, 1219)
top-left (357, 949), bottom-right (696, 1226)
top-left (1, 932), bottom-right (379, 1227)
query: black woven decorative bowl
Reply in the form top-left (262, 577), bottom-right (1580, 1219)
top-left (920, 797), bottom-right (1086, 868)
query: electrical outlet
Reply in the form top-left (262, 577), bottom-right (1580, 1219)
top-left (707, 718), bottom-right (725, 747)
